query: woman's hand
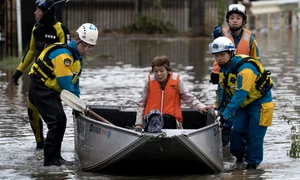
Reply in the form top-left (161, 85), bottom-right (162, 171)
top-left (202, 105), bottom-right (214, 113)
top-left (135, 124), bottom-right (143, 132)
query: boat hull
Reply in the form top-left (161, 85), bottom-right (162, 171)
top-left (74, 106), bottom-right (223, 174)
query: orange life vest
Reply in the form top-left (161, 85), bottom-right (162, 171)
top-left (211, 27), bottom-right (251, 74)
top-left (143, 72), bottom-right (183, 123)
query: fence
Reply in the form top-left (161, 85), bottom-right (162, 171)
top-left (62, 0), bottom-right (228, 36)
top-left (0, 0), bottom-right (17, 58)
top-left (0, 0), bottom-right (233, 58)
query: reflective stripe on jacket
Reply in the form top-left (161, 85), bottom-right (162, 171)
top-left (223, 27), bottom-right (251, 55)
top-left (143, 72), bottom-right (183, 123)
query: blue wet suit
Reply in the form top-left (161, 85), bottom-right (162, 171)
top-left (218, 55), bottom-right (274, 166)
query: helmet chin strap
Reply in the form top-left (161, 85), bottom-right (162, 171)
top-left (229, 21), bottom-right (246, 32)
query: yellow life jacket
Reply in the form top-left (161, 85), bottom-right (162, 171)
top-left (219, 56), bottom-right (273, 108)
top-left (29, 44), bottom-right (81, 92)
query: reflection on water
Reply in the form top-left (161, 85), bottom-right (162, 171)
top-left (1, 29), bottom-right (300, 179)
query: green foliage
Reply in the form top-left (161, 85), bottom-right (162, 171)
top-left (217, 0), bottom-right (226, 26)
top-left (281, 99), bottom-right (300, 158)
top-left (122, 0), bottom-right (178, 35)
top-left (289, 105), bottom-right (300, 158)
top-left (290, 132), bottom-right (300, 158)
top-left (153, 0), bottom-right (166, 15)
top-left (123, 15), bottom-right (178, 35)
top-left (0, 56), bottom-right (20, 68)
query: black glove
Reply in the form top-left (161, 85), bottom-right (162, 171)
top-left (211, 26), bottom-right (222, 39)
top-left (219, 114), bottom-right (227, 128)
top-left (12, 70), bottom-right (23, 86)
top-left (209, 72), bottom-right (219, 84)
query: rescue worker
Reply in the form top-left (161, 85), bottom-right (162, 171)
top-left (28, 23), bottom-right (98, 166)
top-left (210, 4), bottom-right (260, 146)
top-left (135, 56), bottom-right (214, 132)
top-left (208, 36), bottom-right (275, 169)
top-left (11, 0), bottom-right (71, 149)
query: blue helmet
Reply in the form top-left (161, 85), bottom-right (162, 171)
top-left (36, 0), bottom-right (55, 14)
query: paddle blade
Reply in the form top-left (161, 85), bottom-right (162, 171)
top-left (60, 90), bottom-right (86, 113)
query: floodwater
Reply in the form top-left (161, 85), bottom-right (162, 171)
top-left (1, 28), bottom-right (300, 179)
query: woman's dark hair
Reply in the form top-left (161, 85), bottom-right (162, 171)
top-left (151, 56), bottom-right (171, 73)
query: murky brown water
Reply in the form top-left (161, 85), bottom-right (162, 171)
top-left (1, 28), bottom-right (300, 179)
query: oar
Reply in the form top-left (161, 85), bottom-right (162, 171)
top-left (60, 90), bottom-right (114, 125)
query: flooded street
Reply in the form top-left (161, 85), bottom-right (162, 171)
top-left (1, 29), bottom-right (300, 179)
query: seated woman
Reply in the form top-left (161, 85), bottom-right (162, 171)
top-left (135, 56), bottom-right (214, 132)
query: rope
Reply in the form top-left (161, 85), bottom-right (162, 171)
top-left (143, 132), bottom-right (167, 142)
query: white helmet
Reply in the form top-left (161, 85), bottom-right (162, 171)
top-left (76, 23), bottom-right (98, 45)
top-left (208, 37), bottom-right (236, 54)
top-left (226, 4), bottom-right (247, 21)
